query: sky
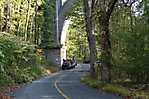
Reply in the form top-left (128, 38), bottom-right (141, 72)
top-left (62, 0), bottom-right (67, 5)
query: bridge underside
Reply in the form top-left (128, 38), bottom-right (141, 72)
top-left (43, 0), bottom-right (76, 66)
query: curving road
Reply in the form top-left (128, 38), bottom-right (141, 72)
top-left (14, 64), bottom-right (122, 99)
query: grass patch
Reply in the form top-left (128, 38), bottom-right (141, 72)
top-left (44, 65), bottom-right (59, 74)
top-left (43, 61), bottom-right (59, 74)
top-left (102, 84), bottom-right (130, 96)
top-left (81, 75), bottom-right (149, 99)
top-left (81, 75), bottom-right (103, 88)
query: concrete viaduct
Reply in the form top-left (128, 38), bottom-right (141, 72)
top-left (43, 0), bottom-right (76, 66)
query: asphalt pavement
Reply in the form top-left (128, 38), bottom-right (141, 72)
top-left (14, 64), bottom-right (122, 99)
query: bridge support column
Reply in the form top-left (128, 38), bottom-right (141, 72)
top-left (41, 0), bottom-right (76, 66)
top-left (43, 47), bottom-right (61, 66)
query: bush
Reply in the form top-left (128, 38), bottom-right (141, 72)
top-left (0, 72), bottom-right (14, 87)
top-left (0, 32), bottom-right (46, 87)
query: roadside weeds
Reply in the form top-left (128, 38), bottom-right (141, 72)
top-left (81, 75), bottom-right (149, 99)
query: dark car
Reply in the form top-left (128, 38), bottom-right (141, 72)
top-left (62, 59), bottom-right (77, 70)
top-left (62, 59), bottom-right (70, 70)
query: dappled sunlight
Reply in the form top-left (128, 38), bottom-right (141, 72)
top-left (0, 0), bottom-right (148, 99)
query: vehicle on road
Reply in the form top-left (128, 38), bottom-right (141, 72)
top-left (62, 59), bottom-right (77, 70)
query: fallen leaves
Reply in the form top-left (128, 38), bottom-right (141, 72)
top-left (0, 85), bottom-right (20, 99)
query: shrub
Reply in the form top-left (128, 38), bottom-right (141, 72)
top-left (0, 32), bottom-right (46, 87)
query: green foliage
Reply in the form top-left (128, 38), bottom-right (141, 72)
top-left (67, 0), bottom-right (89, 61)
top-left (40, 0), bottom-right (56, 47)
top-left (81, 75), bottom-right (102, 88)
top-left (41, 60), bottom-right (59, 73)
top-left (81, 0), bottom-right (149, 96)
top-left (81, 76), bottom-right (149, 99)
top-left (0, 32), bottom-right (45, 87)
top-left (102, 84), bottom-right (130, 96)
top-left (0, 0), bottom-right (56, 46)
top-left (81, 76), bottom-right (129, 96)
top-left (110, 5), bottom-right (149, 83)
top-left (0, 0), bottom-right (59, 88)
top-left (67, 21), bottom-right (89, 60)
top-left (0, 72), bottom-right (14, 87)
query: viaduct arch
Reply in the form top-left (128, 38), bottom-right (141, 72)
top-left (43, 0), bottom-right (76, 65)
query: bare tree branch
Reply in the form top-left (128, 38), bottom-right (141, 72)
top-left (129, 0), bottom-right (138, 7)
top-left (121, 0), bottom-right (138, 7)
top-left (122, 0), bottom-right (129, 5)
top-left (107, 0), bottom-right (119, 19)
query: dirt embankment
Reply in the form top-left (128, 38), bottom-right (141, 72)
top-left (0, 85), bottom-right (20, 99)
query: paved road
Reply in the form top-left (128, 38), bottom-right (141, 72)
top-left (14, 64), bottom-right (122, 99)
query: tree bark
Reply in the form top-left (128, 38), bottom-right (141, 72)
top-left (83, 0), bottom-right (97, 78)
top-left (98, 0), bottom-right (118, 83)
top-left (100, 18), bottom-right (112, 83)
top-left (2, 1), bottom-right (10, 32)
top-left (34, 0), bottom-right (38, 44)
top-left (24, 0), bottom-right (31, 41)
top-left (15, 3), bottom-right (22, 35)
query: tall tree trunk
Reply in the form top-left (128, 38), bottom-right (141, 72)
top-left (0, 8), bottom-right (2, 31)
top-left (37, 25), bottom-right (40, 45)
top-left (27, 16), bottom-right (32, 41)
top-left (100, 17), bottom-right (112, 83)
top-left (24, 0), bottom-right (30, 40)
top-left (34, 0), bottom-right (38, 44)
top-left (97, 0), bottom-right (118, 83)
top-left (83, 0), bottom-right (97, 78)
top-left (2, 1), bottom-right (10, 32)
top-left (16, 4), bottom-right (22, 36)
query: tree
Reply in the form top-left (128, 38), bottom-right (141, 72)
top-left (94, 0), bottom-right (118, 83)
top-left (83, 0), bottom-right (97, 78)
top-left (110, 0), bottom-right (149, 83)
top-left (2, 0), bottom-right (10, 32)
top-left (67, 13), bottom-right (89, 61)
top-left (40, 0), bottom-right (56, 48)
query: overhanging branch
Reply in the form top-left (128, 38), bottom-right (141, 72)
top-left (107, 0), bottom-right (119, 19)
